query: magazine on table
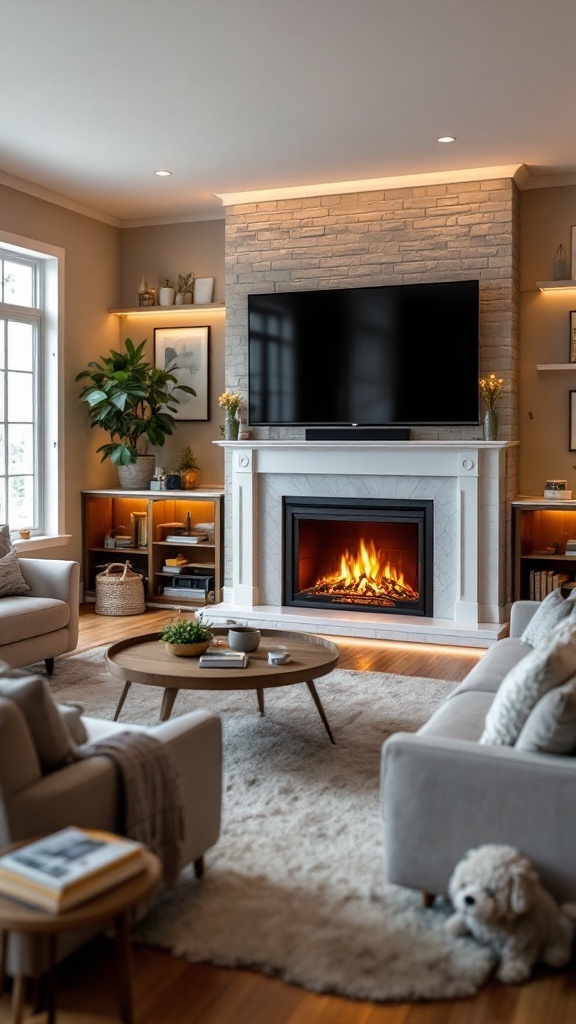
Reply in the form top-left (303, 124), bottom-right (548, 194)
top-left (0, 827), bottom-right (145, 913)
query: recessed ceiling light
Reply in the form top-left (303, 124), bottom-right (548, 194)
top-left (154, 169), bottom-right (172, 176)
top-left (437, 136), bottom-right (456, 143)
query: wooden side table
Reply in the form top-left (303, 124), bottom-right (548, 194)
top-left (0, 849), bottom-right (161, 1024)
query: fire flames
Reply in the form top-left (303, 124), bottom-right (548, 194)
top-left (300, 538), bottom-right (418, 607)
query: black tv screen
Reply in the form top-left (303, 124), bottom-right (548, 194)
top-left (248, 280), bottom-right (479, 426)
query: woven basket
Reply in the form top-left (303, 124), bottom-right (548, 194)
top-left (95, 562), bottom-right (145, 616)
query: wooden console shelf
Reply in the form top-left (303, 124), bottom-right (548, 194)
top-left (512, 498), bottom-right (576, 601)
top-left (82, 488), bottom-right (224, 609)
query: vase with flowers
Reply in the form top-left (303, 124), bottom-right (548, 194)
top-left (479, 373), bottom-right (508, 440)
top-left (219, 391), bottom-right (243, 440)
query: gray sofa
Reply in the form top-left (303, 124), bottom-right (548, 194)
top-left (0, 558), bottom-right (80, 673)
top-left (381, 600), bottom-right (576, 903)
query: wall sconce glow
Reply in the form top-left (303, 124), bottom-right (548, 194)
top-left (154, 169), bottom-right (172, 176)
top-left (437, 136), bottom-right (456, 143)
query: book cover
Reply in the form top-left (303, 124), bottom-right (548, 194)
top-left (0, 828), bottom-right (144, 912)
top-left (199, 651), bottom-right (248, 669)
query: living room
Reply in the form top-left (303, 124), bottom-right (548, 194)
top-left (3, 2), bottom-right (576, 1021)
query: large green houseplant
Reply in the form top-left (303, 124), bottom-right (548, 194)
top-left (76, 338), bottom-right (195, 485)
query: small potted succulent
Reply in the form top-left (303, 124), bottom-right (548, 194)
top-left (160, 612), bottom-right (213, 657)
top-left (176, 273), bottom-right (194, 305)
top-left (178, 445), bottom-right (200, 489)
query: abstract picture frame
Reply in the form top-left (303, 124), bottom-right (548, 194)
top-left (570, 391), bottom-right (576, 451)
top-left (154, 325), bottom-right (210, 421)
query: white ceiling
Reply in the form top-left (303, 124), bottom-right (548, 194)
top-left (2, 0), bottom-right (576, 225)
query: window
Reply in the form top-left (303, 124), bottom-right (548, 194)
top-left (0, 232), bottom-right (63, 540)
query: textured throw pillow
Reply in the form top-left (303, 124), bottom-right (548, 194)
top-left (480, 618), bottom-right (576, 746)
top-left (0, 548), bottom-right (30, 598)
top-left (57, 702), bottom-right (88, 745)
top-left (0, 524), bottom-right (12, 557)
top-left (0, 671), bottom-right (76, 772)
top-left (521, 588), bottom-right (576, 647)
top-left (515, 677), bottom-right (576, 754)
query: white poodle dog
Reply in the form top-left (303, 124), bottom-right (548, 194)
top-left (445, 844), bottom-right (575, 983)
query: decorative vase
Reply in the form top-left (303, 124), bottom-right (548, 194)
top-left (181, 469), bottom-right (199, 489)
top-left (159, 281), bottom-right (175, 306)
top-left (164, 640), bottom-right (211, 658)
top-left (483, 408), bottom-right (498, 441)
top-left (224, 410), bottom-right (239, 440)
top-left (175, 293), bottom-right (185, 305)
top-left (117, 455), bottom-right (156, 491)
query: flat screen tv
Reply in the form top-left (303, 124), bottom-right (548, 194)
top-left (248, 279), bottom-right (479, 426)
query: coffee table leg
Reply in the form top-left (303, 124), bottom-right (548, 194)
top-left (114, 681), bottom-right (132, 721)
top-left (160, 688), bottom-right (179, 722)
top-left (256, 688), bottom-right (265, 715)
top-left (306, 681), bottom-right (336, 744)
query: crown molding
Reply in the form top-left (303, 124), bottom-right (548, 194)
top-left (120, 209), bottom-right (225, 228)
top-left (0, 169), bottom-right (122, 227)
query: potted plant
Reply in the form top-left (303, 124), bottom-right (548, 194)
top-left (76, 338), bottom-right (196, 489)
top-left (176, 273), bottom-right (194, 305)
top-left (178, 445), bottom-right (200, 489)
top-left (160, 613), bottom-right (213, 657)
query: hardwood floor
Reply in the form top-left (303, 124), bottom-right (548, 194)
top-left (3, 608), bottom-right (574, 1023)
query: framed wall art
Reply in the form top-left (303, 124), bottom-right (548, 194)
top-left (154, 326), bottom-right (210, 421)
top-left (570, 391), bottom-right (576, 451)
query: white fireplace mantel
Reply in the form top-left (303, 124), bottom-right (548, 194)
top-left (212, 440), bottom-right (517, 647)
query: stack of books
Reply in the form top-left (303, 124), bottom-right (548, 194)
top-left (529, 570), bottom-right (570, 601)
top-left (565, 540), bottom-right (576, 557)
top-left (165, 534), bottom-right (208, 544)
top-left (198, 647), bottom-right (249, 669)
top-left (0, 827), bottom-right (145, 913)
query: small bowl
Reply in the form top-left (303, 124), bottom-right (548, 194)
top-left (268, 646), bottom-right (290, 665)
top-left (18, 530), bottom-right (30, 540)
top-left (228, 626), bottom-right (261, 653)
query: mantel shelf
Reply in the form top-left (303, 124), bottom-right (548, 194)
top-left (109, 303), bottom-right (225, 317)
top-left (536, 363), bottom-right (576, 370)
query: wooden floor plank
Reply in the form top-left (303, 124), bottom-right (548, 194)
top-left (41, 608), bottom-right (570, 1023)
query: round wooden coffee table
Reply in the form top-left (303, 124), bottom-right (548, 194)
top-left (106, 628), bottom-right (339, 743)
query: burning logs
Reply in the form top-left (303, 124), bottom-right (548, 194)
top-left (299, 539), bottom-right (419, 607)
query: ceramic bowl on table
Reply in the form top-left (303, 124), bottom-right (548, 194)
top-left (228, 626), bottom-right (261, 653)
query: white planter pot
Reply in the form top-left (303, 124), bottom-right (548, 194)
top-left (159, 286), bottom-right (175, 306)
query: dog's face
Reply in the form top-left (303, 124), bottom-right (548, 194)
top-left (448, 845), bottom-right (538, 923)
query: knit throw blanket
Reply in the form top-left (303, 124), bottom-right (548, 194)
top-left (77, 731), bottom-right (184, 886)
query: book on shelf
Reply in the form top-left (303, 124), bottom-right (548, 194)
top-left (0, 827), bottom-right (145, 913)
top-left (165, 534), bottom-right (208, 545)
top-left (529, 569), bottom-right (571, 600)
top-left (198, 649), bottom-right (249, 669)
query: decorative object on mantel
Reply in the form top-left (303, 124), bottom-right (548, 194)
top-left (554, 243), bottom-right (567, 281)
top-left (478, 372), bottom-right (508, 440)
top-left (218, 390), bottom-right (243, 440)
top-left (193, 276), bottom-right (214, 304)
top-left (75, 337), bottom-right (196, 489)
top-left (159, 279), bottom-right (175, 306)
top-left (543, 480), bottom-right (572, 499)
top-left (175, 273), bottom-right (194, 305)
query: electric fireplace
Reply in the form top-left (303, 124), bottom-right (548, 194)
top-left (283, 497), bottom-right (433, 616)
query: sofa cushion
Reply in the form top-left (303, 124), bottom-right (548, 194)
top-left (0, 550), bottom-right (30, 598)
top-left (451, 637), bottom-right (532, 697)
top-left (419, 690), bottom-right (495, 742)
top-left (0, 596), bottom-right (70, 645)
top-left (515, 678), bottom-right (576, 754)
top-left (480, 619), bottom-right (576, 746)
top-left (0, 669), bottom-right (75, 772)
top-left (520, 589), bottom-right (576, 647)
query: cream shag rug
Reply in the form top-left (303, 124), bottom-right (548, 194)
top-left (44, 648), bottom-right (494, 1002)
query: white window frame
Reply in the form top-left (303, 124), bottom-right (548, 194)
top-left (0, 230), bottom-right (66, 548)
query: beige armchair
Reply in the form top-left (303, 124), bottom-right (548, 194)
top-left (0, 691), bottom-right (222, 976)
top-left (0, 559), bottom-right (80, 674)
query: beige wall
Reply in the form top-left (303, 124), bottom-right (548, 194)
top-left (0, 184), bottom-right (120, 563)
top-left (519, 185), bottom-right (576, 495)
top-left (119, 221), bottom-right (226, 485)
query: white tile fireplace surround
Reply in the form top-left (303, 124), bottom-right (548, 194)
top-left (211, 440), bottom-right (517, 648)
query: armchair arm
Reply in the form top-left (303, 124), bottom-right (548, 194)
top-left (381, 732), bottom-right (576, 901)
top-left (19, 558), bottom-right (80, 606)
top-left (509, 600), bottom-right (540, 637)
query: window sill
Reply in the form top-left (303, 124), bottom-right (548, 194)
top-left (13, 534), bottom-right (72, 553)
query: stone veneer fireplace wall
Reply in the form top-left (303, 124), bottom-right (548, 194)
top-left (216, 174), bottom-right (520, 641)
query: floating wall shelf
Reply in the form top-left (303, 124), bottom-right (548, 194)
top-left (536, 281), bottom-right (576, 292)
top-left (109, 303), bottom-right (225, 317)
top-left (536, 363), bottom-right (576, 371)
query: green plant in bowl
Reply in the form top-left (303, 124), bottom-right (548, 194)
top-left (160, 613), bottom-right (213, 656)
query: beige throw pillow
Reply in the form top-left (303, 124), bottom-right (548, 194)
top-left (515, 678), bottom-right (576, 754)
top-left (0, 549), bottom-right (30, 598)
top-left (480, 618), bottom-right (576, 746)
top-left (520, 589), bottom-right (576, 647)
top-left (0, 671), bottom-right (76, 772)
